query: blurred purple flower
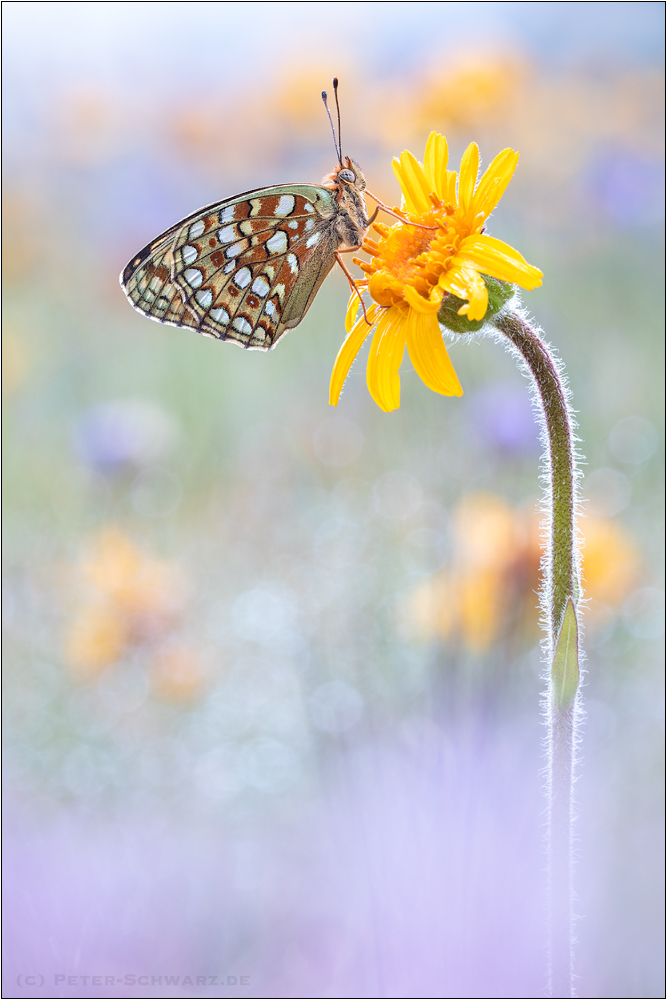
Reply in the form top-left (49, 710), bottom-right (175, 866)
top-left (588, 149), bottom-right (665, 227)
top-left (469, 382), bottom-right (540, 456)
top-left (73, 399), bottom-right (178, 473)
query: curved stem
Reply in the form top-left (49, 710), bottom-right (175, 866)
top-left (493, 309), bottom-right (581, 999)
top-left (494, 310), bottom-right (578, 647)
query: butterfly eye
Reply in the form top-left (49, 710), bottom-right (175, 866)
top-left (338, 169), bottom-right (356, 183)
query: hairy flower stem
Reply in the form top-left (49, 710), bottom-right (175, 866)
top-left (494, 309), bottom-right (581, 998)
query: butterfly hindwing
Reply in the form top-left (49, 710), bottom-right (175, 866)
top-left (121, 184), bottom-right (340, 351)
top-left (122, 227), bottom-right (189, 327)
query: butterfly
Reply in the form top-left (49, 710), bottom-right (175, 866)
top-left (120, 81), bottom-right (382, 351)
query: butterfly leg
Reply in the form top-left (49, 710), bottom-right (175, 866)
top-left (365, 190), bottom-right (436, 230)
top-left (335, 250), bottom-right (372, 326)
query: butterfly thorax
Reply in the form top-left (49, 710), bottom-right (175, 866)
top-left (322, 156), bottom-right (369, 250)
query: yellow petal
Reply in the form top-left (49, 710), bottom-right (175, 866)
top-left (392, 150), bottom-right (432, 214)
top-left (403, 283), bottom-right (443, 314)
top-left (457, 142), bottom-right (479, 213)
top-left (458, 235), bottom-right (543, 289)
top-left (368, 271), bottom-right (403, 308)
top-left (366, 307), bottom-right (406, 412)
top-left (406, 310), bottom-right (463, 397)
top-left (329, 305), bottom-right (378, 406)
top-left (423, 132), bottom-right (448, 198)
top-left (345, 291), bottom-right (361, 332)
top-left (439, 267), bottom-right (489, 321)
top-left (457, 269), bottom-right (488, 320)
top-left (442, 169), bottom-right (457, 204)
top-left (461, 234), bottom-right (529, 264)
top-left (471, 148), bottom-right (519, 220)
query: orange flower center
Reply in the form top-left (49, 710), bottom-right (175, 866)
top-left (361, 199), bottom-right (460, 307)
top-left (379, 223), bottom-right (436, 284)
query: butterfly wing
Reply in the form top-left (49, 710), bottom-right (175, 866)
top-left (120, 185), bottom-right (341, 350)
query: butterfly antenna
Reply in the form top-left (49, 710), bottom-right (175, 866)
top-left (322, 88), bottom-right (343, 166)
top-left (332, 78), bottom-right (343, 162)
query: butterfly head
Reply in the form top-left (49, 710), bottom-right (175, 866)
top-left (323, 156), bottom-right (367, 197)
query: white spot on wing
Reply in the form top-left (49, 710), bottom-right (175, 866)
top-left (184, 268), bottom-right (203, 288)
top-left (218, 225), bottom-right (238, 244)
top-left (182, 245), bottom-right (198, 265)
top-left (306, 232), bottom-right (321, 247)
top-left (226, 239), bottom-right (249, 258)
top-left (265, 301), bottom-right (276, 317)
top-left (304, 203), bottom-right (314, 213)
top-left (288, 221), bottom-right (299, 230)
top-left (219, 206), bottom-right (235, 224)
top-left (223, 261), bottom-right (235, 274)
top-left (304, 218), bottom-right (315, 231)
top-left (265, 231), bottom-right (288, 254)
top-left (275, 195), bottom-right (295, 217)
top-left (287, 254), bottom-right (299, 275)
top-left (252, 276), bottom-right (270, 297)
top-left (211, 307), bottom-right (230, 324)
top-left (189, 220), bottom-right (205, 239)
top-left (233, 267), bottom-right (252, 289)
top-left (196, 289), bottom-right (213, 308)
top-left (233, 317), bottom-right (253, 335)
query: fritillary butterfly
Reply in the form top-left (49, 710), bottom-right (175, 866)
top-left (120, 83), bottom-right (373, 351)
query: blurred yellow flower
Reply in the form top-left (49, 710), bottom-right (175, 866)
top-left (81, 527), bottom-right (186, 637)
top-left (64, 527), bottom-right (189, 677)
top-left (409, 493), bottom-right (532, 653)
top-left (150, 644), bottom-right (206, 702)
top-left (3, 193), bottom-right (40, 285)
top-left (580, 515), bottom-right (641, 607)
top-left (276, 67), bottom-right (344, 131)
top-left (408, 495), bottom-right (641, 653)
top-left (2, 325), bottom-right (32, 396)
top-left (64, 603), bottom-right (127, 679)
top-left (417, 54), bottom-right (526, 132)
top-left (330, 132), bottom-right (543, 412)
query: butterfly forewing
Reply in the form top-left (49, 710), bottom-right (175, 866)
top-left (122, 184), bottom-right (342, 350)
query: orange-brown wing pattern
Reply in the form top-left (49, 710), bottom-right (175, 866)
top-left (120, 185), bottom-right (340, 350)
top-left (121, 227), bottom-right (188, 329)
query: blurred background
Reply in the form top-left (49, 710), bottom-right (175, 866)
top-left (3, 2), bottom-right (664, 997)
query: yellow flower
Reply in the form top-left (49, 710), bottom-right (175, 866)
top-left (407, 495), bottom-right (643, 653)
top-left (330, 132), bottom-right (543, 412)
top-left (580, 515), bottom-right (640, 607)
top-left (150, 643), bottom-right (206, 702)
top-left (64, 603), bottom-right (127, 678)
top-left (408, 492), bottom-right (531, 653)
top-left (81, 527), bottom-right (186, 632)
top-left (64, 527), bottom-right (190, 679)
